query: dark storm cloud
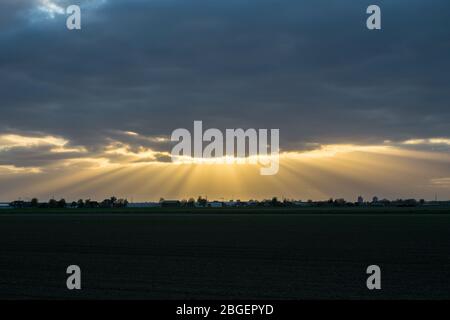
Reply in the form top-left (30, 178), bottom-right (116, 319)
top-left (0, 0), bottom-right (30, 29)
top-left (1, 0), bottom-right (450, 157)
top-left (0, 145), bottom-right (85, 168)
top-left (106, 130), bottom-right (171, 153)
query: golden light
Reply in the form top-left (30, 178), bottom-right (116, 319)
top-left (0, 134), bottom-right (449, 201)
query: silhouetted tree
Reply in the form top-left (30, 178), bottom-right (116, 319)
top-left (197, 196), bottom-right (207, 207)
top-left (114, 198), bottom-right (128, 208)
top-left (77, 199), bottom-right (84, 208)
top-left (271, 197), bottom-right (281, 207)
top-left (31, 198), bottom-right (39, 208)
top-left (100, 198), bottom-right (112, 208)
top-left (48, 199), bottom-right (58, 208)
top-left (187, 198), bottom-right (196, 208)
top-left (57, 199), bottom-right (66, 208)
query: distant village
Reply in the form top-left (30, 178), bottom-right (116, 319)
top-left (1, 195), bottom-right (450, 209)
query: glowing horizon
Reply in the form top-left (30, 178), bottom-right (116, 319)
top-left (1, 132), bottom-right (449, 202)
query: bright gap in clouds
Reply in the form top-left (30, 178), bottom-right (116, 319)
top-left (36, 0), bottom-right (107, 19)
top-left (38, 0), bottom-right (65, 18)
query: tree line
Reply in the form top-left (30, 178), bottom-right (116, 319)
top-left (10, 197), bottom-right (128, 209)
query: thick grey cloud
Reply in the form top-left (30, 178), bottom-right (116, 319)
top-left (0, 145), bottom-right (84, 168)
top-left (1, 0), bottom-right (450, 155)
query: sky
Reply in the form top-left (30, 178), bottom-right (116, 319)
top-left (0, 0), bottom-right (450, 201)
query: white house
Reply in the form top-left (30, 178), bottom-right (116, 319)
top-left (208, 201), bottom-right (223, 208)
top-left (0, 202), bottom-right (12, 209)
